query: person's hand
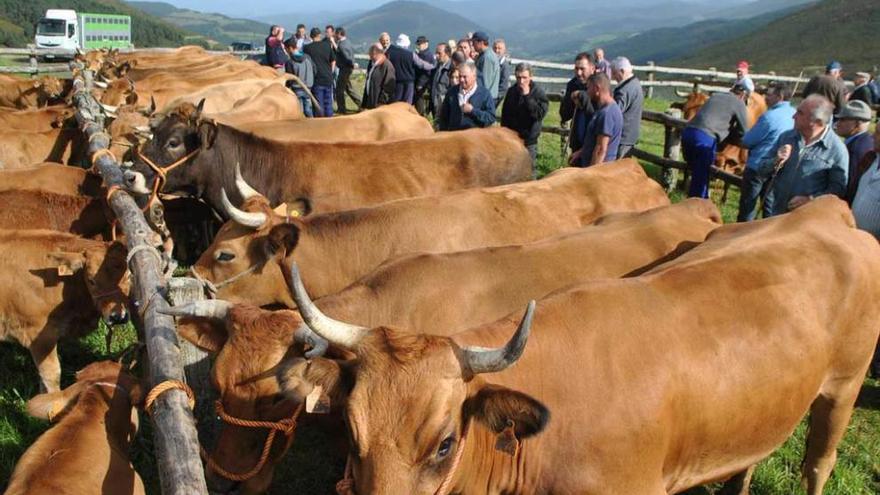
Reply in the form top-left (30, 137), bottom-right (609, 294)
top-left (461, 102), bottom-right (474, 114)
top-left (568, 150), bottom-right (582, 165)
top-left (788, 195), bottom-right (811, 210)
top-left (571, 90), bottom-right (581, 102)
top-left (519, 81), bottom-right (530, 95)
top-left (776, 144), bottom-right (792, 166)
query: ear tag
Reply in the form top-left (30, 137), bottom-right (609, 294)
top-left (57, 265), bottom-right (75, 277)
top-left (495, 419), bottom-right (520, 456)
top-left (305, 384), bottom-right (330, 414)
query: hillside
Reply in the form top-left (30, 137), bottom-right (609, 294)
top-left (129, 1), bottom-right (271, 46)
top-left (675, 0), bottom-right (880, 74)
top-left (339, 0), bottom-right (486, 49)
top-left (0, 0), bottom-right (200, 47)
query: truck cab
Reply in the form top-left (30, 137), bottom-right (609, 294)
top-left (35, 9), bottom-right (79, 58)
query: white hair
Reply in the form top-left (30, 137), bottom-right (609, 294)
top-left (611, 56), bottom-right (632, 72)
top-left (396, 33), bottom-right (410, 48)
top-left (802, 94), bottom-right (834, 125)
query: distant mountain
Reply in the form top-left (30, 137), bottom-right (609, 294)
top-left (128, 1), bottom-right (271, 46)
top-left (0, 0), bottom-right (197, 47)
top-left (255, 11), bottom-right (368, 33)
top-left (339, 1), bottom-right (487, 49)
top-left (675, 0), bottom-right (879, 74)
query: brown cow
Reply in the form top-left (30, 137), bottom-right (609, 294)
top-left (0, 164), bottom-right (102, 196)
top-left (0, 105), bottom-right (73, 132)
top-left (125, 102), bottom-right (530, 214)
top-left (192, 160), bottom-right (669, 305)
top-left (0, 127), bottom-right (86, 169)
top-left (0, 75), bottom-right (64, 109)
top-left (280, 195), bottom-right (880, 495)
top-left (0, 231), bottom-right (129, 392)
top-left (163, 199), bottom-right (719, 494)
top-left (6, 361), bottom-right (146, 495)
top-left (0, 190), bottom-right (111, 239)
top-left (157, 79), bottom-right (298, 117)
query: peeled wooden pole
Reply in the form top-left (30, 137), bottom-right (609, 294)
top-left (72, 70), bottom-right (209, 495)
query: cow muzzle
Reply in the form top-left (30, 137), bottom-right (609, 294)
top-left (106, 306), bottom-right (129, 325)
top-left (123, 169), bottom-right (152, 195)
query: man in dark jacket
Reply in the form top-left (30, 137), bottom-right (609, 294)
top-left (333, 27), bottom-right (361, 113)
top-left (836, 100), bottom-right (875, 195)
top-left (560, 52), bottom-right (596, 155)
top-left (610, 56), bottom-right (644, 158)
top-left (849, 72), bottom-right (874, 105)
top-left (430, 42), bottom-right (453, 117)
top-left (362, 43), bottom-right (396, 109)
top-left (303, 27), bottom-right (336, 117)
top-left (265, 25), bottom-right (288, 69)
top-left (437, 60), bottom-right (495, 131)
top-left (501, 62), bottom-right (549, 177)
top-left (386, 34), bottom-right (435, 105)
top-left (413, 36), bottom-right (435, 115)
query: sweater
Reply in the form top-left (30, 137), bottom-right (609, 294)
top-left (612, 76), bottom-right (644, 146)
top-left (501, 82), bottom-right (549, 146)
top-left (802, 75), bottom-right (847, 113)
top-left (386, 45), bottom-right (416, 83)
top-left (284, 53), bottom-right (315, 96)
top-left (687, 92), bottom-right (749, 143)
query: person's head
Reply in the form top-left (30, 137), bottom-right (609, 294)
top-left (594, 48), bottom-right (605, 61)
top-left (764, 82), bottom-right (792, 107)
top-left (269, 25), bottom-right (279, 37)
top-left (336, 27), bottom-right (346, 40)
top-left (459, 60), bottom-right (477, 90)
top-left (826, 60), bottom-right (842, 78)
top-left (515, 62), bottom-right (532, 88)
top-left (276, 26), bottom-right (285, 39)
top-left (449, 66), bottom-right (461, 86)
top-left (416, 36), bottom-right (429, 51)
top-left (396, 33), bottom-right (411, 49)
top-left (730, 82), bottom-right (750, 102)
top-left (325, 25), bottom-right (335, 38)
top-left (369, 43), bottom-right (386, 62)
top-left (493, 39), bottom-right (507, 57)
top-left (451, 50), bottom-right (467, 68)
top-left (854, 72), bottom-right (871, 86)
top-left (309, 27), bottom-right (321, 41)
top-left (296, 24), bottom-right (306, 37)
top-left (471, 32), bottom-right (489, 53)
top-left (587, 72), bottom-right (612, 104)
top-left (574, 52), bottom-right (595, 83)
top-left (794, 94), bottom-right (834, 139)
top-left (610, 56), bottom-right (632, 83)
top-left (736, 60), bottom-right (750, 78)
top-left (379, 32), bottom-right (391, 49)
top-left (284, 38), bottom-right (297, 54)
top-left (435, 42), bottom-right (451, 63)
top-left (834, 100), bottom-right (873, 138)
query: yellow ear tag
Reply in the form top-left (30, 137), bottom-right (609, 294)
top-left (57, 265), bottom-right (75, 277)
top-left (305, 385), bottom-right (329, 414)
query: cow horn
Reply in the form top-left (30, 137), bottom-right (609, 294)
top-left (294, 324), bottom-right (329, 359)
top-left (235, 163), bottom-right (261, 200)
top-left (160, 300), bottom-right (232, 319)
top-left (221, 188), bottom-right (267, 229)
top-left (461, 300), bottom-right (536, 375)
top-left (93, 80), bottom-right (108, 89)
top-left (100, 103), bottom-right (118, 114)
top-left (674, 89), bottom-right (691, 98)
top-left (288, 263), bottom-right (369, 350)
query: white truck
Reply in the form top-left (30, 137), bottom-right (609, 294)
top-left (35, 9), bottom-right (132, 59)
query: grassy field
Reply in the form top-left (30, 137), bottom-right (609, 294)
top-left (1, 93), bottom-right (879, 494)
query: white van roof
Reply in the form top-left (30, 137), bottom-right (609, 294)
top-left (44, 9), bottom-right (77, 21)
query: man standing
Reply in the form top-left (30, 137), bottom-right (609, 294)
top-left (737, 83), bottom-right (795, 221)
top-left (848, 123), bottom-right (880, 235)
top-left (265, 25), bottom-right (287, 69)
top-left (293, 24), bottom-right (308, 50)
top-left (362, 43), bottom-right (396, 110)
top-left (437, 61), bottom-right (495, 131)
top-left (471, 32), bottom-right (500, 101)
top-left (571, 72), bottom-right (623, 167)
top-left (379, 32), bottom-right (391, 51)
top-left (611, 56), bottom-right (643, 159)
top-left (494, 38), bottom-right (511, 108)
top-left (803, 61), bottom-right (847, 114)
top-left (682, 84), bottom-right (750, 198)
top-left (849, 72), bottom-right (874, 105)
top-left (835, 100), bottom-right (875, 195)
top-left (501, 62), bottom-right (549, 177)
top-left (303, 27), bottom-right (336, 117)
top-left (560, 52), bottom-right (596, 155)
top-left (413, 36), bottom-right (435, 115)
top-left (594, 48), bottom-right (611, 78)
top-left (385, 34), bottom-right (435, 105)
top-left (284, 38), bottom-right (316, 117)
top-left (734, 61), bottom-right (755, 93)
top-left (760, 95), bottom-right (848, 216)
top-left (430, 42), bottom-right (453, 117)
top-left (334, 27), bottom-right (360, 114)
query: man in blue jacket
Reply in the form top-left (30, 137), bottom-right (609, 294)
top-left (737, 82), bottom-right (795, 221)
top-left (437, 61), bottom-right (495, 131)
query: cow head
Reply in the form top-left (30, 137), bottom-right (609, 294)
top-left (162, 301), bottom-right (325, 494)
top-left (47, 241), bottom-right (130, 325)
top-left (277, 265), bottom-right (549, 494)
top-left (123, 100), bottom-right (217, 197)
top-left (34, 76), bottom-right (64, 104)
top-left (99, 77), bottom-right (138, 108)
top-left (108, 105), bottom-right (154, 161)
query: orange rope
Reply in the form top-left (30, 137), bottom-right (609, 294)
top-left (90, 148), bottom-right (116, 168)
top-left (144, 380), bottom-right (196, 416)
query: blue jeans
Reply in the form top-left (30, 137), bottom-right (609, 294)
top-left (297, 94), bottom-right (313, 118)
top-left (682, 127), bottom-right (717, 198)
top-left (312, 85), bottom-right (333, 117)
top-left (737, 166), bottom-right (775, 221)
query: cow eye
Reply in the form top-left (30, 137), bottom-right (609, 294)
top-left (436, 435), bottom-right (455, 459)
top-left (215, 251), bottom-right (235, 262)
top-left (167, 138), bottom-right (181, 149)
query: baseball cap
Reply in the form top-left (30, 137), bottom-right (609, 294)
top-left (826, 60), bottom-right (842, 71)
top-left (471, 31), bottom-right (489, 43)
top-left (736, 60), bottom-right (749, 70)
top-left (416, 35), bottom-right (428, 45)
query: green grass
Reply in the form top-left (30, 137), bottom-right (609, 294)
top-left (1, 94), bottom-right (876, 494)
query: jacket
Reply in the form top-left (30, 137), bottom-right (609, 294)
top-left (363, 60), bottom-right (396, 109)
top-left (847, 150), bottom-right (879, 203)
top-left (497, 55), bottom-right (511, 99)
top-left (741, 101), bottom-right (795, 170)
top-left (612, 75), bottom-right (644, 146)
top-left (430, 60), bottom-right (452, 116)
top-left (336, 38), bottom-right (356, 70)
top-left (475, 49), bottom-right (500, 99)
top-left (386, 45), bottom-right (416, 83)
top-left (802, 74), bottom-right (847, 113)
top-left (846, 131), bottom-right (875, 194)
top-left (501, 82), bottom-right (549, 146)
top-left (284, 53), bottom-right (315, 96)
top-left (437, 84), bottom-right (496, 131)
top-left (265, 36), bottom-right (288, 68)
top-left (687, 92), bottom-right (749, 143)
top-left (415, 48), bottom-right (435, 89)
top-left (560, 77), bottom-right (595, 152)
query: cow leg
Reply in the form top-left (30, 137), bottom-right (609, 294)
top-left (30, 337), bottom-right (61, 394)
top-left (717, 465), bottom-right (755, 495)
top-left (801, 387), bottom-right (860, 494)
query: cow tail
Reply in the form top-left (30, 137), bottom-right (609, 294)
top-left (285, 73), bottom-right (324, 118)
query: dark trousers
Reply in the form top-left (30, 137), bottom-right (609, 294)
top-left (335, 67), bottom-right (361, 113)
top-left (313, 85), bottom-right (334, 117)
top-left (737, 166), bottom-right (775, 222)
top-left (682, 127), bottom-right (717, 198)
top-left (414, 84), bottom-right (430, 115)
top-left (394, 81), bottom-right (415, 105)
top-left (527, 143), bottom-right (538, 179)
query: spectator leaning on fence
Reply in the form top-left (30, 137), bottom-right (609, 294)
top-left (610, 56), bottom-right (644, 159)
top-left (849, 72), bottom-right (874, 105)
top-left (802, 61), bottom-right (847, 114)
top-left (334, 27), bottom-right (361, 114)
top-left (736, 82), bottom-right (795, 221)
top-left (759, 95), bottom-right (848, 216)
top-left (437, 60), bottom-right (495, 131)
top-left (362, 43), bottom-right (396, 110)
top-left (594, 48), bottom-right (611, 78)
top-left (303, 27), bottom-right (336, 117)
top-left (494, 39), bottom-right (511, 108)
top-left (472, 32), bottom-right (501, 101)
top-left (734, 60), bottom-right (755, 94)
top-left (560, 52), bottom-right (597, 155)
top-left (835, 100), bottom-right (875, 193)
top-left (501, 62), bottom-right (549, 177)
top-left (430, 42), bottom-right (453, 118)
top-left (570, 72), bottom-right (623, 167)
top-left (284, 38), bottom-right (316, 117)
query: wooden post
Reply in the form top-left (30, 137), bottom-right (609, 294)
top-left (646, 61), bottom-right (655, 99)
top-left (28, 44), bottom-right (37, 78)
top-left (661, 108), bottom-right (682, 192)
top-left (72, 69), bottom-right (209, 495)
top-left (708, 67), bottom-right (717, 83)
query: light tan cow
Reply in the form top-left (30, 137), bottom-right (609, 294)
top-left (0, 75), bottom-right (64, 109)
top-left (0, 164), bottom-right (102, 196)
top-left (0, 105), bottom-right (73, 132)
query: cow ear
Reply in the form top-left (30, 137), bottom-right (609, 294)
top-left (463, 384), bottom-right (550, 455)
top-left (198, 120), bottom-right (217, 150)
top-left (47, 251), bottom-right (86, 277)
top-left (177, 317), bottom-right (229, 354)
top-left (27, 381), bottom-right (88, 422)
top-left (33, 79), bottom-right (42, 88)
top-left (276, 357), bottom-right (354, 414)
top-left (126, 91), bottom-right (138, 105)
top-left (266, 223), bottom-right (301, 256)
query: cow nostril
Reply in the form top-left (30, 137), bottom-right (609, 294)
top-left (108, 310), bottom-right (129, 325)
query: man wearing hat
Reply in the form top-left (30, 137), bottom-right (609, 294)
top-left (836, 100), bottom-right (875, 195)
top-left (734, 61), bottom-right (755, 93)
top-left (471, 31), bottom-right (501, 100)
top-left (802, 61), bottom-right (847, 113)
top-left (413, 35), bottom-right (435, 115)
top-left (849, 72), bottom-right (874, 105)
top-left (385, 33), bottom-right (435, 105)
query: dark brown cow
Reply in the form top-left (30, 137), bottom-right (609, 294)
top-left (0, 164), bottom-right (103, 196)
top-left (0, 231), bottom-right (130, 392)
top-left (280, 196), bottom-right (880, 495)
top-left (6, 361), bottom-right (146, 495)
top-left (0, 190), bottom-right (111, 239)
